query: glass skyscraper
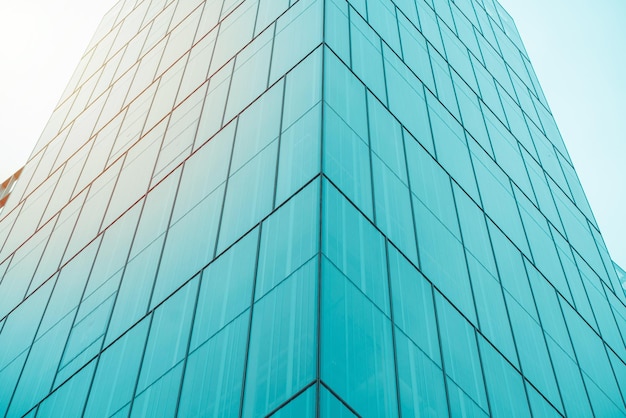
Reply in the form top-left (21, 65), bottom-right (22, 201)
top-left (1, 0), bottom-right (625, 416)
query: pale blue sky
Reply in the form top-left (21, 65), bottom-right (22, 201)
top-left (0, 0), bottom-right (623, 266)
top-left (498, 0), bottom-right (626, 267)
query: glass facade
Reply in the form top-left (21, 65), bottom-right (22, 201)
top-left (0, 0), bottom-right (624, 416)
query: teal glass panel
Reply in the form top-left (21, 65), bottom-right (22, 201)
top-left (243, 259), bottom-right (317, 417)
top-left (526, 383), bottom-right (562, 418)
top-left (388, 246), bottom-right (440, 365)
top-left (507, 296), bottom-right (563, 411)
top-left (173, 122), bottom-right (234, 223)
top-left (151, 183), bottom-right (224, 309)
top-left (435, 293), bottom-right (488, 410)
top-left (446, 377), bottom-right (489, 418)
top-left (270, 385), bottom-right (316, 417)
top-left (427, 94), bottom-right (479, 202)
top-left (323, 104), bottom-right (373, 218)
top-left (366, 0), bottom-right (401, 53)
top-left (405, 136), bottom-right (459, 238)
top-left (83, 318), bottom-right (150, 417)
top-left (224, 29), bottom-right (273, 123)
top-left (190, 228), bottom-right (258, 352)
top-left (319, 386), bottom-right (358, 417)
top-left (453, 184), bottom-right (497, 276)
top-left (488, 221), bottom-right (538, 320)
top-left (372, 155), bottom-right (417, 264)
top-left (281, 47), bottom-right (322, 130)
top-left (383, 46), bottom-right (433, 154)
top-left (526, 263), bottom-right (575, 356)
top-left (57, 271), bottom-right (117, 385)
top-left (395, 328), bottom-right (448, 417)
top-left (129, 166), bottom-right (179, 259)
top-left (130, 363), bottom-right (183, 418)
top-left (178, 313), bottom-right (248, 417)
top-left (7, 314), bottom-right (73, 417)
top-left (218, 139), bottom-right (278, 253)
top-left (105, 236), bottom-right (162, 345)
top-left (585, 376), bottom-right (626, 418)
top-left (136, 278), bottom-right (197, 394)
top-left (256, 181), bottom-right (319, 299)
top-left (546, 338), bottom-right (592, 417)
top-left (255, 0), bottom-right (289, 34)
top-left (0, 279), bottom-right (53, 413)
top-left (324, 48), bottom-right (368, 141)
top-left (397, 14), bottom-right (435, 91)
top-left (413, 196), bottom-right (477, 324)
top-left (350, 10), bottom-right (387, 101)
top-left (367, 93), bottom-right (406, 183)
top-left (324, 0), bottom-right (350, 64)
top-left (36, 362), bottom-right (95, 418)
top-left (562, 302), bottom-right (622, 407)
top-left (275, 104), bottom-right (322, 206)
top-left (321, 257), bottom-right (398, 418)
top-left (322, 181), bottom-right (389, 314)
top-left (479, 337), bottom-right (531, 418)
top-left (38, 240), bottom-right (100, 335)
top-left (269, 0), bottom-right (323, 84)
top-left (470, 260), bottom-right (518, 366)
top-left (230, 82), bottom-right (283, 174)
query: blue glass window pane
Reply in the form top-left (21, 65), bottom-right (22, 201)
top-left (413, 197), bottom-right (476, 323)
top-left (106, 236), bottom-right (162, 345)
top-left (151, 183), bottom-right (224, 309)
top-left (388, 245), bottom-right (440, 364)
top-left (323, 104), bottom-right (373, 218)
top-left (383, 46), bottom-right (433, 154)
top-left (178, 313), bottom-right (248, 417)
top-left (191, 228), bottom-right (258, 352)
top-left (218, 139), bottom-right (277, 252)
top-left (269, 0), bottom-right (323, 84)
top-left (324, 0), bottom-right (350, 64)
top-left (83, 318), bottom-right (150, 417)
top-left (435, 293), bottom-right (488, 410)
top-left (562, 302), bottom-right (622, 407)
top-left (243, 259), bottom-right (317, 417)
top-left (256, 181), bottom-right (319, 299)
top-left (527, 383), bottom-right (562, 418)
top-left (405, 137), bottom-right (459, 238)
top-left (323, 181), bottom-right (389, 314)
top-left (488, 221), bottom-right (538, 320)
top-left (395, 329), bottom-right (448, 418)
top-left (324, 48), bottom-right (368, 140)
top-left (130, 167), bottom-right (179, 258)
top-left (366, 0), bottom-right (401, 53)
top-left (479, 337), bottom-right (531, 418)
top-left (137, 279), bottom-right (197, 394)
top-left (546, 330), bottom-right (592, 416)
top-left (224, 29), bottom-right (273, 123)
top-left (350, 11), bottom-right (387, 101)
top-left (507, 296), bottom-right (563, 411)
top-left (321, 256), bottom-right (398, 418)
top-left (36, 362), bottom-right (95, 418)
top-left (397, 15), bottom-right (435, 91)
top-left (270, 385), bottom-right (316, 418)
top-left (372, 156), bottom-right (417, 264)
top-left (130, 363), bottom-right (183, 418)
top-left (8, 314), bottom-right (73, 417)
top-left (173, 122), bottom-right (233, 223)
top-left (276, 104), bottom-right (322, 206)
top-left (230, 82), bottom-right (283, 174)
top-left (367, 93), bottom-right (406, 183)
top-left (282, 47), bottom-right (322, 130)
top-left (319, 386), bottom-right (358, 418)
